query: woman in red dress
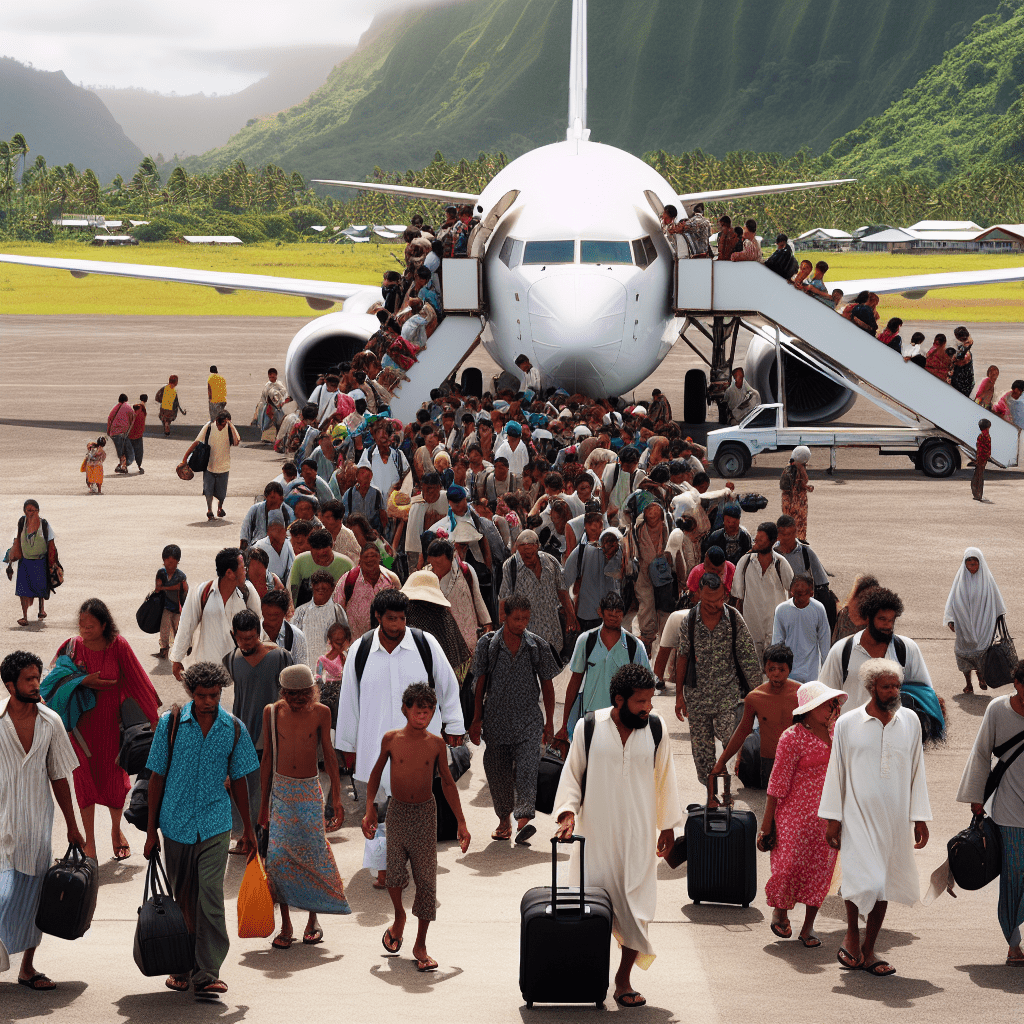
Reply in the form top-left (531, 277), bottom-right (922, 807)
top-left (55, 598), bottom-right (159, 860)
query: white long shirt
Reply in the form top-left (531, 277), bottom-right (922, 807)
top-left (553, 708), bottom-right (683, 964)
top-left (169, 578), bottom-right (262, 666)
top-left (335, 627), bottom-right (464, 795)
top-left (494, 438), bottom-right (530, 477)
top-left (819, 630), bottom-right (933, 714)
top-left (358, 444), bottom-right (410, 498)
top-left (818, 706), bottom-right (931, 913)
top-left (0, 698), bottom-right (80, 875)
top-left (730, 552), bottom-right (794, 649)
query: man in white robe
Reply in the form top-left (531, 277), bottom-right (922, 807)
top-left (1, 651), bottom-right (84, 988)
top-left (336, 590), bottom-right (465, 887)
top-left (553, 664), bottom-right (683, 1009)
top-left (819, 657), bottom-right (931, 977)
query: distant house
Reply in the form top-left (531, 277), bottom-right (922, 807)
top-left (856, 226), bottom-right (982, 253)
top-left (907, 220), bottom-right (982, 233)
top-left (91, 235), bottom-right (138, 246)
top-left (182, 236), bottom-right (243, 245)
top-left (855, 228), bottom-right (916, 252)
top-left (975, 225), bottom-right (1024, 253)
top-left (794, 227), bottom-right (852, 251)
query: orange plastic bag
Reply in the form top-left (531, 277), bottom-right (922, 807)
top-left (237, 854), bottom-right (275, 939)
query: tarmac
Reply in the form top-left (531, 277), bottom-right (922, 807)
top-left (0, 314), bottom-right (1022, 1023)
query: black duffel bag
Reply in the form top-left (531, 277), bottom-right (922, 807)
top-left (535, 746), bottom-right (566, 816)
top-left (35, 843), bottom-right (99, 940)
top-left (186, 424), bottom-right (212, 473)
top-left (134, 850), bottom-right (193, 977)
top-left (136, 591), bottom-right (164, 634)
top-left (983, 616), bottom-right (1019, 688)
top-left (117, 697), bottom-right (156, 776)
top-left (947, 813), bottom-right (1002, 891)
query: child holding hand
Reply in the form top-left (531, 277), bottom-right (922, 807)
top-left (82, 436), bottom-right (107, 494)
top-left (362, 683), bottom-right (470, 973)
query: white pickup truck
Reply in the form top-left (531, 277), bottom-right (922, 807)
top-left (706, 403), bottom-right (964, 478)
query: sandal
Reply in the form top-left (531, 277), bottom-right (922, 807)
top-left (837, 946), bottom-right (863, 970)
top-left (165, 976), bottom-right (190, 991)
top-left (207, 512), bottom-right (215, 520)
top-left (113, 843), bottom-right (131, 861)
top-left (515, 823), bottom-right (537, 845)
top-left (17, 618), bottom-right (28, 627)
top-left (217, 508), bottom-right (226, 518)
top-left (18, 972), bottom-right (56, 990)
top-left (302, 926), bottom-right (324, 945)
top-left (194, 980), bottom-right (228, 996)
top-left (382, 927), bottom-right (402, 954)
top-left (491, 828), bottom-right (513, 841)
top-left (37, 611), bottom-right (47, 619)
top-left (614, 992), bottom-right (646, 1008)
top-left (799, 933), bottom-right (822, 948)
top-left (861, 959), bottom-right (896, 977)
top-left (416, 956), bottom-right (439, 972)
top-left (272, 933), bottom-right (294, 949)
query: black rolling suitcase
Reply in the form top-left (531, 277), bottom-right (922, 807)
top-left (520, 836), bottom-right (612, 1008)
top-left (35, 843), bottom-right (99, 940)
top-left (534, 746), bottom-right (565, 816)
top-left (134, 850), bottom-right (193, 977)
top-left (685, 773), bottom-right (758, 907)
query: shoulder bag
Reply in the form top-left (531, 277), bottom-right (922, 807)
top-left (983, 616), bottom-right (1018, 689)
top-left (186, 424), bottom-right (213, 473)
top-left (133, 849), bottom-right (193, 976)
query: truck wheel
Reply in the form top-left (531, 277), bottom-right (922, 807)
top-left (920, 439), bottom-right (959, 478)
top-left (683, 369), bottom-right (707, 424)
top-left (714, 443), bottom-right (750, 478)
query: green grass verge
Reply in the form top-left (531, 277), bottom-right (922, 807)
top-left (1, 241), bottom-right (1022, 320)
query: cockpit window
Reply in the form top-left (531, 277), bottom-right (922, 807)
top-left (580, 240), bottom-right (633, 264)
top-left (523, 240), bottom-right (575, 264)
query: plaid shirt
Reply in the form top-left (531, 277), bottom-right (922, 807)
top-left (976, 430), bottom-right (991, 464)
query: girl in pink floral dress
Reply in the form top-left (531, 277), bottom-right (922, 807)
top-left (759, 682), bottom-right (848, 946)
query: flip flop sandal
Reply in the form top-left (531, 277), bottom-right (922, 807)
top-left (272, 935), bottom-right (294, 949)
top-left (302, 927), bottom-right (324, 945)
top-left (18, 973), bottom-right (56, 990)
top-left (207, 512), bottom-right (215, 520)
top-left (614, 992), bottom-right (647, 1008)
top-left (837, 946), bottom-right (863, 970)
top-left (382, 928), bottom-right (402, 954)
top-left (165, 976), bottom-right (191, 991)
top-left (799, 934), bottom-right (822, 948)
top-left (491, 829), bottom-right (513, 841)
top-left (194, 981), bottom-right (228, 997)
top-left (217, 509), bottom-right (227, 518)
top-left (416, 957), bottom-right (439, 972)
top-left (770, 920), bottom-right (792, 938)
top-left (113, 845), bottom-right (131, 861)
top-left (861, 960), bottom-right (896, 977)
top-left (514, 823), bottom-right (537, 845)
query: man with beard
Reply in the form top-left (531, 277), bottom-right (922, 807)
top-left (817, 588), bottom-right (934, 714)
top-left (224, 610), bottom-right (294, 851)
top-left (0, 651), bottom-right (84, 990)
top-left (731, 521), bottom-right (794, 669)
top-left (819, 658), bottom-right (931, 976)
top-left (553, 664), bottom-right (683, 1008)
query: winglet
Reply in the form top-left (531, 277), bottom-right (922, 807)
top-left (566, 0), bottom-right (590, 142)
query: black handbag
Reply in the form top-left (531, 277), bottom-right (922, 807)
top-left (47, 558), bottom-right (64, 591)
top-left (186, 424), bottom-right (212, 473)
top-left (117, 697), bottom-right (156, 776)
top-left (535, 745), bottom-right (566, 816)
top-left (35, 843), bottom-right (99, 940)
top-left (947, 813), bottom-right (1002, 891)
top-left (983, 616), bottom-right (1019, 688)
top-left (134, 850), bottom-right (193, 977)
top-left (136, 591), bottom-right (164, 634)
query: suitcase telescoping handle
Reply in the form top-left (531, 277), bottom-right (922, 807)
top-left (705, 772), bottom-right (734, 833)
top-left (550, 835), bottom-right (587, 917)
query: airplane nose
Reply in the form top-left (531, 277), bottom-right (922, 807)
top-left (527, 273), bottom-right (627, 393)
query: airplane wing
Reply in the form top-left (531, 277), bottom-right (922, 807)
top-left (831, 267), bottom-right (1024, 300)
top-left (313, 179), bottom-right (479, 203)
top-left (678, 179), bottom-right (856, 205)
top-left (0, 254), bottom-right (369, 310)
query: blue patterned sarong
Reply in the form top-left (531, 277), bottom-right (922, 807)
top-left (999, 825), bottom-right (1024, 947)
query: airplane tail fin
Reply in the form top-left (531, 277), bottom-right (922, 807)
top-left (566, 0), bottom-right (590, 141)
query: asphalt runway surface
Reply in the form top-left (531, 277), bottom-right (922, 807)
top-left (1, 315), bottom-right (1022, 1023)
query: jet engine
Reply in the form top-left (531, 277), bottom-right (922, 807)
top-left (283, 293), bottom-right (381, 406)
top-left (744, 334), bottom-right (856, 424)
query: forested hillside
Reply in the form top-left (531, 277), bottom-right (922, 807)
top-left (177, 0), bottom-right (1000, 183)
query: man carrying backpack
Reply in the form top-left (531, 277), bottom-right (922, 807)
top-left (554, 593), bottom-right (650, 746)
top-left (467, 594), bottom-right (559, 845)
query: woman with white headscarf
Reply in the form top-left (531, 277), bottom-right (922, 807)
top-left (944, 547), bottom-right (1007, 694)
top-left (780, 445), bottom-right (814, 541)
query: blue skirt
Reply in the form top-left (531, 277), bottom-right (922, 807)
top-left (0, 870), bottom-right (44, 956)
top-left (15, 557), bottom-right (48, 599)
top-left (999, 825), bottom-right (1024, 947)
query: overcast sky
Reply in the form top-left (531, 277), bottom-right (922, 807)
top-left (3, 0), bottom-right (436, 94)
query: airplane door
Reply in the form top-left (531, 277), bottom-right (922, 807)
top-left (469, 189), bottom-right (521, 258)
top-left (644, 189), bottom-right (665, 221)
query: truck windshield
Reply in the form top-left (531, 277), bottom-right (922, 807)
top-left (743, 407), bottom-right (777, 429)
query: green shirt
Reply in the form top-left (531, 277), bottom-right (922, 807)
top-left (288, 551), bottom-right (353, 590)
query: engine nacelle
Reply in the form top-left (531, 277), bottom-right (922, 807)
top-left (744, 334), bottom-right (856, 424)
top-left (284, 290), bottom-right (381, 406)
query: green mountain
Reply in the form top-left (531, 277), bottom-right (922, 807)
top-left (824, 0), bottom-right (1024, 177)
top-left (0, 58), bottom-right (143, 182)
top-left (177, 0), bottom-right (1000, 184)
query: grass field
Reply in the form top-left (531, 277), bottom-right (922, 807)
top-left (1, 241), bottom-right (1022, 320)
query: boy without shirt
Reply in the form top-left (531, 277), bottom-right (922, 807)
top-left (710, 643), bottom-right (800, 796)
top-left (258, 664), bottom-right (350, 950)
top-left (362, 684), bottom-right (470, 973)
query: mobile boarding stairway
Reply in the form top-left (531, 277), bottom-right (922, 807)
top-left (673, 260), bottom-right (1022, 474)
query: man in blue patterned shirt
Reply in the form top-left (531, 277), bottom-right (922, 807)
top-left (144, 662), bottom-right (259, 997)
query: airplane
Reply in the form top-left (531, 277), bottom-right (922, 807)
top-left (4, 0), bottom-right (1023, 427)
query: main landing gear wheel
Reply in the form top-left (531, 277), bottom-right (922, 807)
top-left (919, 438), bottom-right (960, 478)
top-left (713, 443), bottom-right (751, 478)
top-left (683, 369), bottom-right (707, 424)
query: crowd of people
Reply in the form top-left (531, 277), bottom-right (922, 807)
top-left (1, 220), bottom-right (1022, 1006)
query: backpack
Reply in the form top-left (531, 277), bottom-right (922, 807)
top-left (199, 579), bottom-right (250, 614)
top-left (839, 633), bottom-right (907, 682)
top-left (155, 386), bottom-right (165, 404)
top-left (579, 709), bottom-right (662, 805)
top-left (779, 464), bottom-right (797, 492)
top-left (684, 602), bottom-right (749, 692)
top-left (186, 424), bottom-right (213, 473)
top-left (738, 551), bottom-right (785, 590)
top-left (344, 486), bottom-right (384, 529)
top-left (351, 627), bottom-right (434, 694)
top-left (481, 629), bottom-right (548, 697)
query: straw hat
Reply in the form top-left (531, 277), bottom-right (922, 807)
top-left (176, 462), bottom-right (194, 481)
top-left (793, 681), bottom-right (848, 716)
top-left (401, 569), bottom-right (450, 607)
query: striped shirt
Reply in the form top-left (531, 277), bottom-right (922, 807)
top-left (0, 698), bottom-right (80, 874)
